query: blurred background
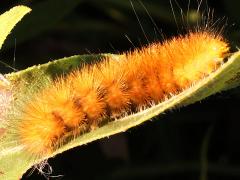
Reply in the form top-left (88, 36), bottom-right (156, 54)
top-left (1, 0), bottom-right (240, 179)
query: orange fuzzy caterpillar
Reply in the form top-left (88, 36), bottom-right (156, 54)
top-left (71, 69), bottom-right (106, 127)
top-left (19, 82), bottom-right (84, 155)
top-left (16, 31), bottom-right (229, 156)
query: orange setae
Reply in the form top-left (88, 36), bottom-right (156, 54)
top-left (16, 31), bottom-right (229, 156)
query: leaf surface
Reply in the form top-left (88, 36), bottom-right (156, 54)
top-left (0, 6), bottom-right (31, 49)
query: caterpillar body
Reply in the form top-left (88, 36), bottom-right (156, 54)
top-left (3, 30), bottom-right (227, 158)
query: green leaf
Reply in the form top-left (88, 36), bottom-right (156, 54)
top-left (1, 50), bottom-right (240, 179)
top-left (0, 6), bottom-right (31, 50)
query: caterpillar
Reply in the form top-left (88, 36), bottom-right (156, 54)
top-left (7, 29), bottom-right (228, 158)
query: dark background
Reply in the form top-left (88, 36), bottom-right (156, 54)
top-left (1, 0), bottom-right (240, 179)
